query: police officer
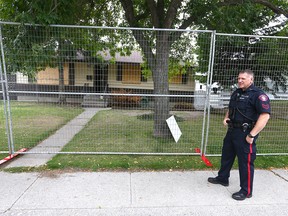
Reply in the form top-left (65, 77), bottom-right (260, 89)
top-left (208, 69), bottom-right (271, 201)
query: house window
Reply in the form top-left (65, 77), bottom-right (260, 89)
top-left (86, 75), bottom-right (93, 81)
top-left (182, 73), bottom-right (188, 84)
top-left (117, 63), bottom-right (123, 81)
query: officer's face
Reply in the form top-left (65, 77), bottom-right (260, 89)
top-left (238, 72), bottom-right (253, 91)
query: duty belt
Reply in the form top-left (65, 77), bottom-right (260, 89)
top-left (228, 122), bottom-right (255, 132)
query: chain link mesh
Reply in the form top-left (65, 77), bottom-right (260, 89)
top-left (1, 23), bottom-right (288, 156)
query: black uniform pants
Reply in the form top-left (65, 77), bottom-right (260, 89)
top-left (217, 128), bottom-right (257, 196)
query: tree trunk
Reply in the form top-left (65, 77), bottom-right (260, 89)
top-left (152, 32), bottom-right (171, 138)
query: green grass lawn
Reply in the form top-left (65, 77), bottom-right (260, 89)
top-left (1, 101), bottom-right (288, 172)
top-left (57, 107), bottom-right (288, 155)
top-left (59, 109), bottom-right (204, 153)
top-left (48, 108), bottom-right (288, 171)
top-left (43, 154), bottom-right (288, 172)
top-left (0, 101), bottom-right (83, 155)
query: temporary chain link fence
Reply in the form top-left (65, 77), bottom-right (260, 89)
top-left (204, 33), bottom-right (288, 156)
top-left (1, 22), bottom-right (288, 157)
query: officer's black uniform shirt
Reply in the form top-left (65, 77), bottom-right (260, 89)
top-left (228, 84), bottom-right (271, 123)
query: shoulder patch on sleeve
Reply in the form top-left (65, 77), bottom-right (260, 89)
top-left (258, 94), bottom-right (269, 102)
top-left (262, 104), bottom-right (270, 110)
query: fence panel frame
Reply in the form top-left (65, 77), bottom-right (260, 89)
top-left (0, 22), bottom-right (216, 156)
top-left (204, 32), bottom-right (288, 156)
top-left (0, 24), bottom-right (14, 154)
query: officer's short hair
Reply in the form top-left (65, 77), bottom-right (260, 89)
top-left (239, 69), bottom-right (254, 80)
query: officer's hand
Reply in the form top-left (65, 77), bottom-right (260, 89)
top-left (246, 136), bottom-right (254, 144)
top-left (223, 118), bottom-right (230, 126)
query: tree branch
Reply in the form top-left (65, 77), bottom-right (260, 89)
top-left (119, 0), bottom-right (156, 67)
top-left (219, 0), bottom-right (288, 18)
top-left (119, 0), bottom-right (138, 26)
top-left (163, 0), bottom-right (182, 28)
top-left (253, 0), bottom-right (288, 18)
top-left (135, 10), bottom-right (150, 21)
top-left (178, 14), bottom-right (199, 30)
top-left (167, 11), bottom-right (202, 46)
top-left (218, 0), bottom-right (245, 7)
top-left (131, 29), bottom-right (156, 69)
top-left (157, 0), bottom-right (165, 26)
top-left (146, 0), bottom-right (160, 27)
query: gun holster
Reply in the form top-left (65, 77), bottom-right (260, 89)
top-left (241, 123), bottom-right (249, 132)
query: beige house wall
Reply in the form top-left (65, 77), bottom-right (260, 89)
top-left (36, 63), bottom-right (69, 85)
top-left (35, 61), bottom-right (195, 92)
top-left (107, 63), bottom-right (153, 90)
top-left (122, 63), bottom-right (141, 84)
top-left (107, 63), bottom-right (195, 91)
top-left (74, 62), bottom-right (94, 87)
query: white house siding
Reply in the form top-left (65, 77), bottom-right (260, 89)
top-left (16, 72), bottom-right (29, 83)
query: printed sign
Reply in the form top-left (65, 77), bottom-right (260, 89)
top-left (166, 115), bottom-right (182, 143)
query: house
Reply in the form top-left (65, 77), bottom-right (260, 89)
top-left (15, 50), bottom-right (195, 107)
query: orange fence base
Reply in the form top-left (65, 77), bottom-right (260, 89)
top-left (194, 148), bottom-right (213, 167)
top-left (0, 148), bottom-right (28, 165)
top-left (201, 155), bottom-right (213, 167)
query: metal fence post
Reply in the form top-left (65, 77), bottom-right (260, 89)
top-left (200, 30), bottom-right (216, 156)
top-left (0, 24), bottom-right (15, 154)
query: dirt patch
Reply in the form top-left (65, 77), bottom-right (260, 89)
top-left (119, 110), bottom-right (153, 117)
top-left (39, 170), bottom-right (63, 178)
top-left (170, 111), bottom-right (204, 120)
top-left (14, 116), bottom-right (64, 128)
top-left (39, 168), bottom-right (91, 178)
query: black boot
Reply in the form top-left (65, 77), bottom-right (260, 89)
top-left (208, 177), bottom-right (229, 186)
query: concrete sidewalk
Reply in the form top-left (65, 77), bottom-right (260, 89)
top-left (0, 169), bottom-right (288, 216)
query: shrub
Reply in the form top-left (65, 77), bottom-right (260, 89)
top-left (111, 89), bottom-right (141, 108)
top-left (172, 102), bottom-right (194, 111)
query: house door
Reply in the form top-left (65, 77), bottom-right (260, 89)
top-left (94, 65), bottom-right (108, 92)
top-left (69, 63), bottom-right (75, 85)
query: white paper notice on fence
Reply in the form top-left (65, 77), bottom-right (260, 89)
top-left (166, 115), bottom-right (182, 143)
